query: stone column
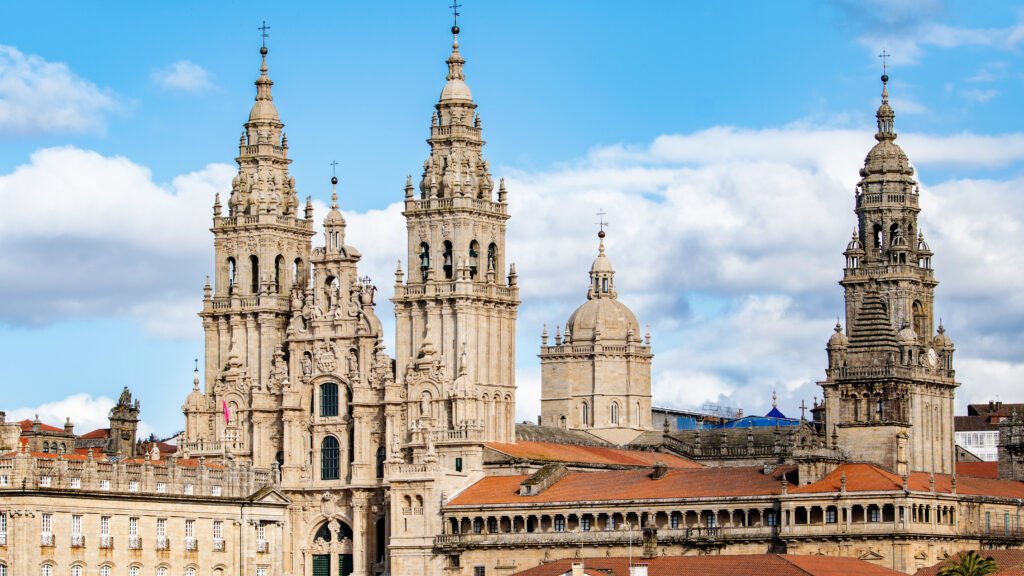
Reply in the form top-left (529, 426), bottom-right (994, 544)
top-left (352, 494), bottom-right (369, 576)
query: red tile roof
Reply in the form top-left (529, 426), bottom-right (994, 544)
top-left (486, 441), bottom-right (701, 469)
top-left (78, 428), bottom-right (110, 440)
top-left (512, 555), bottom-right (904, 576)
top-left (17, 419), bottom-right (65, 433)
top-left (449, 466), bottom-right (788, 506)
top-left (915, 550), bottom-right (1024, 576)
top-left (957, 461), bottom-right (999, 479)
top-left (791, 463), bottom-right (1024, 498)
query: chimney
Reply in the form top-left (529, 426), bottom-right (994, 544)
top-left (651, 462), bottom-right (669, 480)
top-left (571, 562), bottom-right (585, 576)
top-left (630, 564), bottom-right (649, 576)
top-left (64, 418), bottom-right (74, 435)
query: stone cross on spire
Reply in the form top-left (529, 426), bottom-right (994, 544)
top-left (878, 49), bottom-right (890, 76)
top-left (259, 20), bottom-right (271, 48)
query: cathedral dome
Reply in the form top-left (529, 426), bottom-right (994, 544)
top-left (441, 78), bottom-right (473, 102)
top-left (566, 297), bottom-right (640, 344)
top-left (897, 324), bottom-right (918, 345)
top-left (933, 323), bottom-right (954, 349)
top-left (827, 321), bottom-right (849, 348)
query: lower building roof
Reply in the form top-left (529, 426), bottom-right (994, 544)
top-left (511, 555), bottom-right (905, 576)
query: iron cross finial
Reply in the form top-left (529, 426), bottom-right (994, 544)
top-left (450, 1), bottom-right (462, 28)
top-left (330, 160), bottom-right (339, 178)
top-left (878, 49), bottom-right (891, 75)
top-left (596, 209), bottom-right (609, 234)
top-left (259, 20), bottom-right (271, 49)
top-left (799, 399), bottom-right (808, 420)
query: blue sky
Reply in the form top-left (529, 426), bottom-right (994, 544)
top-left (3, 1), bottom-right (1024, 437)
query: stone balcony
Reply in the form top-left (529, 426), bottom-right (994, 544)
top-left (0, 452), bottom-right (277, 499)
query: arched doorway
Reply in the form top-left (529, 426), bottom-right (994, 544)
top-left (311, 520), bottom-right (354, 576)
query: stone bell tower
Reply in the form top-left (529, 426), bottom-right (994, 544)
top-left (188, 44), bottom-right (316, 466)
top-left (391, 23), bottom-right (520, 446)
top-left (819, 73), bottom-right (958, 475)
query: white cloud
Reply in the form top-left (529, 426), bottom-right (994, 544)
top-left (151, 60), bottom-right (213, 93)
top-left (961, 89), bottom-right (999, 103)
top-left (0, 146), bottom-right (232, 333)
top-left (5, 393), bottom-right (154, 440)
top-left (0, 45), bottom-right (119, 135)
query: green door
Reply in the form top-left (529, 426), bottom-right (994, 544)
top-left (338, 554), bottom-right (353, 576)
top-left (312, 555), bottom-right (330, 576)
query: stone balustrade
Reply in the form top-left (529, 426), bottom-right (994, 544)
top-left (0, 453), bottom-right (277, 498)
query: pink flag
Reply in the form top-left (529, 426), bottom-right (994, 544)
top-left (223, 400), bottom-right (230, 424)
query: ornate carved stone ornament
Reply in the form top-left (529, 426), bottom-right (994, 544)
top-left (320, 491), bottom-right (338, 518)
top-left (315, 341), bottom-right (339, 373)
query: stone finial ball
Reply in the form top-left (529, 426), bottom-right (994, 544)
top-left (331, 176), bottom-right (338, 185)
top-left (881, 74), bottom-right (889, 83)
top-left (452, 25), bottom-right (460, 35)
top-left (598, 230), bottom-right (606, 239)
top-left (260, 46), bottom-right (268, 56)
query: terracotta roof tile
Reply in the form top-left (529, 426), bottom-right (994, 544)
top-left (485, 441), bottom-right (700, 469)
top-left (791, 463), bottom-right (1024, 498)
top-left (956, 461), bottom-right (999, 479)
top-left (449, 466), bottom-right (786, 506)
top-left (512, 555), bottom-right (904, 576)
top-left (17, 419), bottom-right (65, 433)
top-left (78, 428), bottom-right (110, 440)
top-left (915, 550), bottom-right (1024, 576)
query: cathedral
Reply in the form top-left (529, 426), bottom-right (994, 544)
top-left (1, 18), bottom-right (1024, 576)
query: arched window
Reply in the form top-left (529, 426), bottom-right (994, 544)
top-left (228, 257), bottom-right (237, 293)
top-left (321, 436), bottom-right (340, 480)
top-left (156, 567), bottom-right (167, 576)
top-left (229, 402), bottom-right (239, 425)
top-left (59, 443), bottom-right (66, 454)
top-left (602, 278), bottom-right (609, 293)
top-left (249, 255), bottom-right (260, 294)
top-left (913, 300), bottom-right (927, 339)
top-left (419, 242), bottom-right (430, 280)
top-left (293, 257), bottom-right (305, 288)
top-left (443, 241), bottom-right (453, 280)
top-left (128, 567), bottom-right (139, 576)
top-left (275, 255), bottom-right (285, 293)
top-left (610, 402), bottom-right (619, 425)
top-left (873, 224), bottom-right (883, 249)
top-left (71, 565), bottom-right (82, 576)
top-left (877, 398), bottom-right (885, 420)
top-left (320, 383), bottom-right (339, 417)
top-left (40, 564), bottom-right (53, 576)
top-left (469, 241), bottom-right (480, 278)
top-left (635, 402), bottom-right (641, 425)
top-left (100, 567), bottom-right (111, 576)
top-left (581, 402), bottom-right (589, 427)
top-left (487, 243), bottom-right (497, 273)
top-left (186, 569), bottom-right (196, 576)
top-left (376, 446), bottom-right (386, 479)
top-left (559, 415), bottom-right (566, 429)
top-left (42, 442), bottom-right (49, 454)
top-left (376, 518), bottom-right (386, 562)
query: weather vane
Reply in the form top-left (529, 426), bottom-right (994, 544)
top-left (878, 49), bottom-right (890, 76)
top-left (330, 160), bottom-right (339, 178)
top-left (259, 20), bottom-right (271, 49)
top-left (596, 209), bottom-right (609, 235)
top-left (450, 1), bottom-right (462, 29)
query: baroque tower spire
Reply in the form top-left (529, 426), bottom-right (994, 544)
top-left (820, 71), bottom-right (957, 476)
top-left (392, 20), bottom-right (519, 448)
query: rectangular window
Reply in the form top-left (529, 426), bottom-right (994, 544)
top-left (184, 484), bottom-right (194, 495)
top-left (474, 567), bottom-right (486, 576)
top-left (129, 517), bottom-right (139, 537)
top-left (99, 479), bottom-right (110, 491)
top-left (0, 474), bottom-right (7, 485)
top-left (212, 485), bottom-right (222, 496)
top-left (581, 517), bottom-right (591, 532)
top-left (257, 522), bottom-right (266, 541)
top-left (70, 477), bottom-right (81, 489)
top-left (707, 515), bottom-right (717, 528)
top-left (0, 511), bottom-right (6, 546)
top-left (41, 513), bottom-right (52, 534)
top-left (766, 511), bottom-right (777, 526)
top-left (487, 518), bottom-right (497, 533)
top-left (128, 480), bottom-right (139, 492)
top-left (214, 520), bottom-right (223, 539)
top-left (455, 457), bottom-right (463, 473)
top-left (38, 476), bottom-right (51, 487)
top-left (185, 519), bottom-right (195, 538)
top-left (825, 509), bottom-right (837, 524)
top-left (71, 515), bottom-right (82, 535)
top-left (554, 517), bottom-right (565, 532)
top-left (100, 516), bottom-right (110, 535)
top-left (606, 517), bottom-right (615, 530)
top-left (256, 569), bottom-right (267, 576)
top-left (157, 518), bottom-right (166, 538)
top-left (870, 508), bottom-right (881, 523)
top-left (670, 515), bottom-right (679, 529)
top-left (156, 482), bottom-right (167, 493)
top-left (987, 511), bottom-right (992, 532)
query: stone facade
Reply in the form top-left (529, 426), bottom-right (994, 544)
top-left (819, 74), bottom-right (957, 476)
top-left (540, 233), bottom-right (653, 445)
